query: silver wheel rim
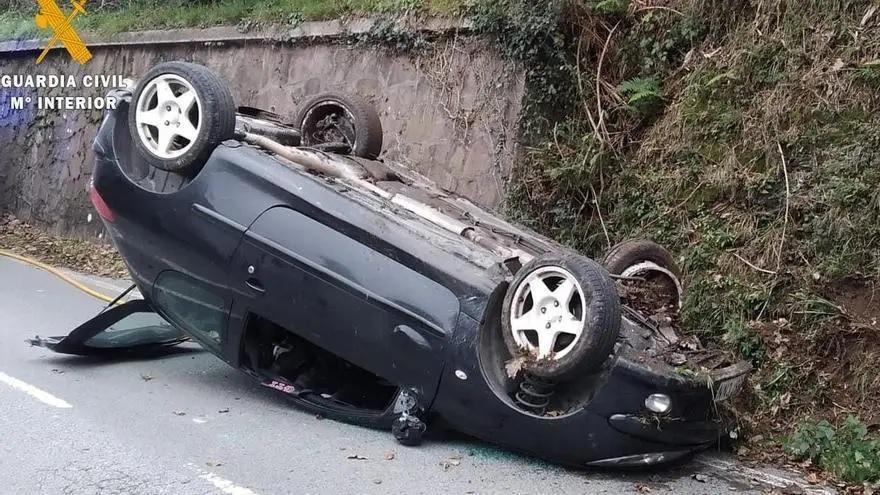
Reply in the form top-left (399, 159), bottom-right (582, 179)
top-left (620, 261), bottom-right (684, 309)
top-left (302, 101), bottom-right (357, 148)
top-left (509, 266), bottom-right (587, 360)
top-left (135, 74), bottom-right (202, 159)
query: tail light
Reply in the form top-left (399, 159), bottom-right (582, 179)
top-left (89, 183), bottom-right (115, 223)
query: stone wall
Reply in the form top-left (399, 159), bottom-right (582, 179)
top-left (0, 23), bottom-right (524, 237)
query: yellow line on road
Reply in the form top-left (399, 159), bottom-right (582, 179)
top-left (0, 249), bottom-right (116, 303)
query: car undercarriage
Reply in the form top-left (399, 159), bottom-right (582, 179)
top-left (243, 314), bottom-right (401, 415)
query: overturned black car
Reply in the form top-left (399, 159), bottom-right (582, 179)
top-left (29, 62), bottom-right (750, 468)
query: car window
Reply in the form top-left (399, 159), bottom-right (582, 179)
top-left (154, 271), bottom-right (227, 350)
top-left (26, 299), bottom-right (187, 356)
top-left (83, 312), bottom-right (181, 348)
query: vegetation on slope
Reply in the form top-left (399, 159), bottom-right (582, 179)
top-left (472, 0), bottom-right (880, 485)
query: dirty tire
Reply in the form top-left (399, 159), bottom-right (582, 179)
top-left (603, 240), bottom-right (682, 278)
top-left (294, 92), bottom-right (383, 159)
top-left (129, 62), bottom-right (236, 174)
top-left (501, 254), bottom-right (621, 381)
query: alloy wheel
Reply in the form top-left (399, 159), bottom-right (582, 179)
top-left (509, 266), bottom-right (588, 360)
top-left (134, 74), bottom-right (202, 159)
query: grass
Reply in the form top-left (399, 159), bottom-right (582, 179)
top-left (0, 0), bottom-right (468, 40)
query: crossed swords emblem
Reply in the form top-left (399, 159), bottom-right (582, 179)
top-left (34, 0), bottom-right (92, 65)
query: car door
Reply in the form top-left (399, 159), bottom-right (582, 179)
top-left (27, 299), bottom-right (188, 356)
top-left (229, 206), bottom-right (460, 402)
top-left (151, 270), bottom-right (231, 356)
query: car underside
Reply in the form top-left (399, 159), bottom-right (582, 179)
top-left (28, 61), bottom-right (751, 468)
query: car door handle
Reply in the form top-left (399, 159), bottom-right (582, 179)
top-left (245, 278), bottom-right (266, 293)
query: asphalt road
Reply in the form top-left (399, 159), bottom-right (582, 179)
top-left (0, 256), bottom-right (820, 494)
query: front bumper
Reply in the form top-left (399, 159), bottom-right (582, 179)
top-left (586, 449), bottom-right (694, 468)
top-left (608, 414), bottom-right (724, 447)
top-left (574, 357), bottom-right (748, 467)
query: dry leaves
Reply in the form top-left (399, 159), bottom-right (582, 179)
top-left (0, 214), bottom-right (128, 278)
top-left (504, 356), bottom-right (528, 379)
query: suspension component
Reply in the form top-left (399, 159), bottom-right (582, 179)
top-left (514, 373), bottom-right (557, 415)
top-left (392, 389), bottom-right (427, 446)
top-left (392, 411), bottom-right (427, 446)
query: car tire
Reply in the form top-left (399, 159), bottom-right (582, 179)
top-left (501, 254), bottom-right (621, 381)
top-left (128, 62), bottom-right (236, 174)
top-left (603, 240), bottom-right (682, 278)
top-left (294, 92), bottom-right (383, 159)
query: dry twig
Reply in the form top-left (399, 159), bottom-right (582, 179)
top-left (730, 251), bottom-right (777, 275)
top-left (595, 22), bottom-right (620, 146)
top-left (776, 142), bottom-right (791, 273)
top-left (589, 183), bottom-right (612, 250)
top-left (576, 35), bottom-right (601, 140)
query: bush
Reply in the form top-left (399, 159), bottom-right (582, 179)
top-left (784, 417), bottom-right (880, 484)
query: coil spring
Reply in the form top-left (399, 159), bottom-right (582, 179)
top-left (514, 373), bottom-right (557, 415)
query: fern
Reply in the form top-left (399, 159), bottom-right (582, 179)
top-left (618, 76), bottom-right (663, 114)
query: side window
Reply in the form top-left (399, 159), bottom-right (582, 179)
top-left (154, 271), bottom-right (227, 350)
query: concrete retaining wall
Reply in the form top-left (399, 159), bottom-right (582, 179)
top-left (0, 21), bottom-right (524, 237)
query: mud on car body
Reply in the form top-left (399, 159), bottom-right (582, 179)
top-left (29, 62), bottom-right (750, 468)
